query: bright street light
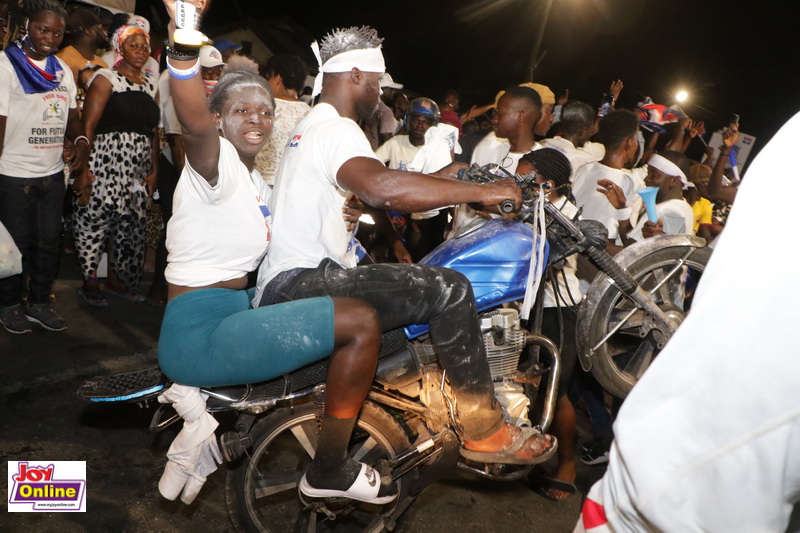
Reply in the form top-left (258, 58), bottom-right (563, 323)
top-left (676, 90), bottom-right (689, 103)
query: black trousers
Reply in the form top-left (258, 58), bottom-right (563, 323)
top-left (0, 172), bottom-right (65, 306)
top-left (261, 259), bottom-right (505, 441)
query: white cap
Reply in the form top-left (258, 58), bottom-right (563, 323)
top-left (128, 14), bottom-right (150, 33)
top-left (199, 45), bottom-right (225, 68)
top-left (380, 73), bottom-right (403, 89)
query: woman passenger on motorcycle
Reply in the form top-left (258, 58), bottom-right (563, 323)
top-left (157, 39), bottom-right (396, 503)
top-left (517, 148), bottom-right (583, 501)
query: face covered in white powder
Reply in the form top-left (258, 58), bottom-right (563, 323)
top-left (214, 85), bottom-right (274, 159)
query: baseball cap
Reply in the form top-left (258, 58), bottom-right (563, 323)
top-left (380, 73), bottom-right (403, 90)
top-left (213, 39), bottom-right (243, 53)
top-left (199, 46), bottom-right (225, 68)
top-left (519, 82), bottom-right (555, 105)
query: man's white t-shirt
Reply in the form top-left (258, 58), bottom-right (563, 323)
top-left (0, 53), bottom-right (77, 178)
top-left (375, 134), bottom-right (422, 171)
top-left (254, 103), bottom-right (380, 304)
top-left (166, 137), bottom-right (271, 287)
top-left (572, 162), bottom-right (636, 240)
top-left (540, 136), bottom-right (601, 181)
top-left (627, 197), bottom-right (694, 241)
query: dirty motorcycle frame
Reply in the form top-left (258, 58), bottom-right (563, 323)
top-left (78, 165), bottom-right (710, 532)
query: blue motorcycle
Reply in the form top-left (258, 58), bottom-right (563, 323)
top-left (78, 165), bottom-right (710, 532)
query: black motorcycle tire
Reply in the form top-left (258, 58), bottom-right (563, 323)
top-left (577, 243), bottom-right (712, 399)
top-left (226, 400), bottom-right (412, 533)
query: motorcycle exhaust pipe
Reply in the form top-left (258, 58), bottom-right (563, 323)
top-left (525, 334), bottom-right (560, 433)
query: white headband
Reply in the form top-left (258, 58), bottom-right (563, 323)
top-left (648, 154), bottom-right (688, 189)
top-left (310, 41), bottom-right (386, 97)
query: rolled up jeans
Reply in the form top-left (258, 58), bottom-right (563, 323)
top-left (261, 259), bottom-right (505, 441)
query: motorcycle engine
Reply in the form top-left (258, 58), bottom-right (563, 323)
top-left (480, 309), bottom-right (531, 426)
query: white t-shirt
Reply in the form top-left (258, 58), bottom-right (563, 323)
top-left (543, 198), bottom-right (583, 307)
top-left (375, 134), bottom-right (422, 171)
top-left (582, 110), bottom-right (800, 533)
top-left (0, 52), bottom-right (77, 178)
top-left (470, 131), bottom-right (535, 173)
top-left (540, 136), bottom-right (601, 181)
top-left (627, 197), bottom-right (694, 241)
top-left (376, 128), bottom-right (453, 220)
top-left (572, 162), bottom-right (636, 240)
top-left (253, 103), bottom-right (380, 303)
top-left (165, 137), bottom-right (271, 287)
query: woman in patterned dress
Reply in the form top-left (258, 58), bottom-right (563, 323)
top-left (73, 25), bottom-right (159, 305)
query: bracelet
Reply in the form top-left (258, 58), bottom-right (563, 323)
top-left (165, 45), bottom-right (199, 61)
top-left (166, 56), bottom-right (200, 80)
top-left (616, 207), bottom-right (631, 220)
top-left (74, 135), bottom-right (90, 147)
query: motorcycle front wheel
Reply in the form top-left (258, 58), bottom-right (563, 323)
top-left (226, 401), bottom-right (412, 533)
top-left (577, 237), bottom-right (712, 399)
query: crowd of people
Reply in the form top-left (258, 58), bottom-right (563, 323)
top-left (4, 0), bottom-right (783, 527)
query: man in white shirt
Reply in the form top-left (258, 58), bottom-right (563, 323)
top-left (541, 101), bottom-right (602, 181)
top-left (622, 151), bottom-right (694, 242)
top-left (256, 26), bottom-right (556, 466)
top-left (572, 110), bottom-right (640, 251)
top-left (471, 85), bottom-right (543, 173)
top-left (375, 97), bottom-right (453, 260)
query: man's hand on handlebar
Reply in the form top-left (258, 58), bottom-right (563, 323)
top-left (478, 178), bottom-right (523, 215)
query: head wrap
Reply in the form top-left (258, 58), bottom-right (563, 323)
top-left (110, 25), bottom-right (149, 67)
top-left (648, 153), bottom-right (689, 189)
top-left (310, 41), bottom-right (385, 98)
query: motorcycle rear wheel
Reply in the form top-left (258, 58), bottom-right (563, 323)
top-left (577, 241), bottom-right (712, 399)
top-left (226, 401), bottom-right (412, 533)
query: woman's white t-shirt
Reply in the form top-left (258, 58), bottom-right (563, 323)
top-left (166, 137), bottom-right (272, 286)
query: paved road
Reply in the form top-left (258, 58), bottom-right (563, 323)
top-left (2, 254), bottom-right (600, 532)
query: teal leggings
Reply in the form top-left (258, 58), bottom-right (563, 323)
top-left (158, 288), bottom-right (334, 387)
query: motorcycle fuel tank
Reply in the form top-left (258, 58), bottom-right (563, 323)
top-left (404, 218), bottom-right (549, 339)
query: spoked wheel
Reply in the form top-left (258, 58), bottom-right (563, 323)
top-left (226, 401), bottom-right (411, 533)
top-left (577, 237), bottom-right (712, 399)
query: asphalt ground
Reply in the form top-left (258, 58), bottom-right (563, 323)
top-left (1, 250), bottom-right (602, 532)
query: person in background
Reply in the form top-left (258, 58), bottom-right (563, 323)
top-left (541, 101), bottom-right (602, 181)
top-left (517, 148), bottom-right (584, 502)
top-left (100, 13), bottom-right (158, 78)
top-left (572, 110), bottom-right (639, 253)
top-left (254, 54), bottom-right (310, 186)
top-left (56, 8), bottom-right (107, 83)
top-left (73, 24), bottom-right (159, 305)
top-left (361, 72), bottom-right (399, 149)
top-left (685, 163), bottom-right (713, 243)
top-left (375, 97), bottom-right (453, 261)
top-left (0, 0), bottom-right (89, 333)
top-left (520, 82), bottom-right (555, 138)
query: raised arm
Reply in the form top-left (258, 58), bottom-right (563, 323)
top-left (162, 0), bottom-right (219, 184)
top-left (707, 126), bottom-right (739, 204)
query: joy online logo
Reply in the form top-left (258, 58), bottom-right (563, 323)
top-left (8, 462), bottom-right (86, 512)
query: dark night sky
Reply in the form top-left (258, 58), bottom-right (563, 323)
top-left (142, 0), bottom-right (800, 161)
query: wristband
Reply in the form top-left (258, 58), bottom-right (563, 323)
top-left (165, 45), bottom-right (199, 61)
top-left (74, 135), bottom-right (90, 147)
top-left (616, 207), bottom-right (631, 220)
top-left (167, 56), bottom-right (200, 80)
